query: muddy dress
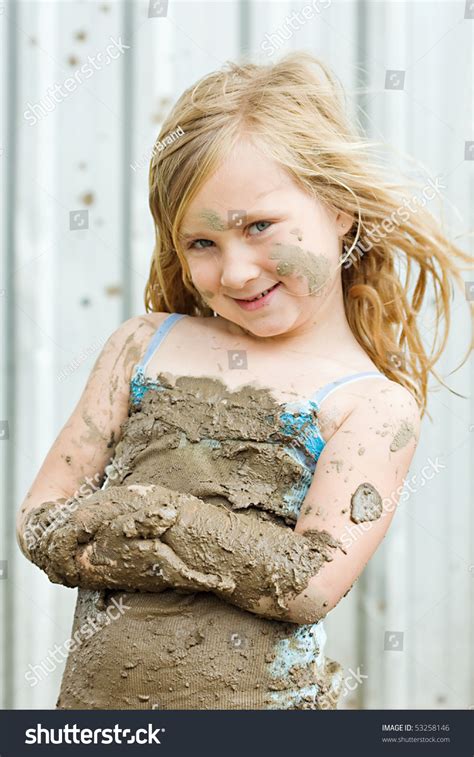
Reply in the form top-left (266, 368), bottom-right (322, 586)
top-left (56, 313), bottom-right (382, 710)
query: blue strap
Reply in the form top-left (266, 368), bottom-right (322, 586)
top-left (309, 370), bottom-right (388, 407)
top-left (137, 312), bottom-right (186, 374)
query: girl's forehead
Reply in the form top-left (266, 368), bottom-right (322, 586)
top-left (198, 142), bottom-right (289, 191)
top-left (183, 176), bottom-right (303, 228)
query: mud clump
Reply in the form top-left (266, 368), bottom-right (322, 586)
top-left (350, 482), bottom-right (383, 523)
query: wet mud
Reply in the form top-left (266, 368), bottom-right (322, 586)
top-left (350, 482), bottom-right (383, 523)
top-left (268, 243), bottom-right (331, 295)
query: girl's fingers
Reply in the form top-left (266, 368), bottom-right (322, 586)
top-left (113, 502), bottom-right (179, 539)
top-left (151, 541), bottom-right (235, 593)
top-left (71, 487), bottom-right (145, 536)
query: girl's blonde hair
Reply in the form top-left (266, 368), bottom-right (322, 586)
top-left (146, 51), bottom-right (472, 419)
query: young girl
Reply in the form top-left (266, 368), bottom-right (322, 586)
top-left (17, 51), bottom-right (471, 710)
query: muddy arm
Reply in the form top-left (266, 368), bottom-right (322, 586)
top-left (86, 487), bottom-right (343, 622)
top-left (21, 484), bottom-right (342, 622)
top-left (158, 491), bottom-right (343, 622)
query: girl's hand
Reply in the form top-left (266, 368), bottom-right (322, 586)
top-left (83, 488), bottom-right (236, 594)
top-left (25, 481), bottom-right (236, 595)
top-left (146, 541), bottom-right (235, 594)
top-left (24, 484), bottom-right (181, 587)
top-left (77, 528), bottom-right (236, 595)
top-left (23, 492), bottom-right (132, 586)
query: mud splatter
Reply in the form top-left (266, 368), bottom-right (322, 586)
top-left (289, 227), bottom-right (303, 242)
top-left (199, 209), bottom-right (227, 232)
top-left (350, 482), bottom-right (383, 523)
top-left (390, 420), bottom-right (415, 452)
top-left (268, 243), bottom-right (331, 297)
top-left (81, 412), bottom-right (107, 445)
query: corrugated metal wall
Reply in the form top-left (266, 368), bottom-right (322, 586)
top-left (1, 0), bottom-right (472, 710)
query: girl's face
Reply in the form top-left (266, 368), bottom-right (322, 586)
top-left (179, 138), bottom-right (353, 340)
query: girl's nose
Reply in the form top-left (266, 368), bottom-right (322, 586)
top-left (219, 244), bottom-right (261, 292)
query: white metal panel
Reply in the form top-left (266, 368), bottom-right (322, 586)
top-left (1, 0), bottom-right (472, 710)
top-left (5, 0), bottom-right (130, 708)
top-left (0, 0), bottom-right (10, 710)
top-left (9, 0), bottom-right (71, 711)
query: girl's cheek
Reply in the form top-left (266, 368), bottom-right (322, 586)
top-left (186, 257), bottom-right (216, 296)
top-left (196, 287), bottom-right (215, 301)
top-left (289, 227), bottom-right (304, 242)
top-left (266, 242), bottom-right (332, 297)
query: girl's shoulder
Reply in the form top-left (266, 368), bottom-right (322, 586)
top-left (131, 312), bottom-right (217, 347)
top-left (135, 311), bottom-right (172, 330)
top-left (127, 311), bottom-right (180, 342)
top-left (100, 313), bottom-right (172, 394)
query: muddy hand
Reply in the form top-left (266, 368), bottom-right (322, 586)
top-left (77, 533), bottom-right (236, 595)
top-left (72, 484), bottom-right (203, 542)
top-left (67, 484), bottom-right (176, 542)
top-left (102, 491), bottom-right (238, 594)
top-left (149, 541), bottom-right (236, 594)
top-left (108, 499), bottom-right (179, 539)
top-left (75, 537), bottom-right (170, 592)
top-left (24, 483), bottom-right (176, 587)
top-left (45, 483), bottom-right (179, 541)
top-left (79, 491), bottom-right (231, 593)
top-left (86, 494), bottom-right (181, 564)
top-left (71, 487), bottom-right (181, 590)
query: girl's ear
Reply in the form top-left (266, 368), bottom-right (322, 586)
top-left (335, 210), bottom-right (354, 237)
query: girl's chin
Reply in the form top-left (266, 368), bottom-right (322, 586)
top-left (237, 313), bottom-right (297, 338)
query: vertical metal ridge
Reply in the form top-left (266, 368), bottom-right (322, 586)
top-left (2, 0), bottom-right (18, 711)
top-left (121, 0), bottom-right (134, 321)
top-left (354, 0), bottom-right (372, 711)
top-left (239, 0), bottom-right (250, 59)
top-left (469, 119), bottom-right (474, 713)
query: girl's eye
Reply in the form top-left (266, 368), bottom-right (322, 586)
top-left (187, 220), bottom-right (272, 250)
top-left (249, 220), bottom-right (272, 235)
top-left (188, 238), bottom-right (214, 250)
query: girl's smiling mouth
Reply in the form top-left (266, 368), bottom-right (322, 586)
top-left (231, 282), bottom-right (281, 310)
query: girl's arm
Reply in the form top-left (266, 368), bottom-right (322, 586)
top-left (286, 379), bottom-right (421, 621)
top-left (23, 484), bottom-right (237, 594)
top-left (16, 315), bottom-right (161, 561)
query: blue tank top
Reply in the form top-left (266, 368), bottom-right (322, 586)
top-left (129, 312), bottom-right (389, 708)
